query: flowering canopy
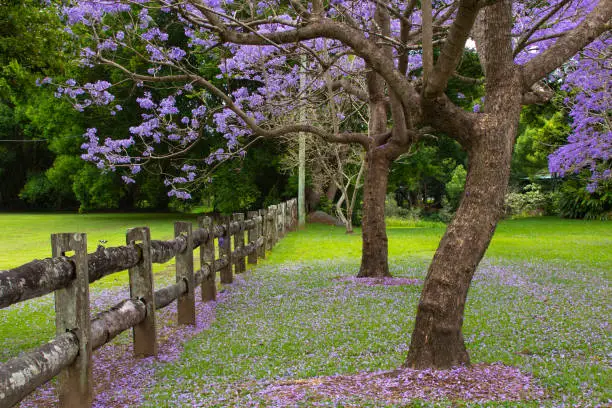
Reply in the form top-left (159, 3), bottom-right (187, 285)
top-left (49, 0), bottom-right (611, 196)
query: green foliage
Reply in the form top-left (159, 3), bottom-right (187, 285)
top-left (316, 195), bottom-right (334, 214)
top-left (558, 177), bottom-right (611, 220)
top-left (512, 107), bottom-right (570, 183)
top-left (389, 138), bottom-right (465, 212)
top-left (504, 183), bottom-right (551, 217)
top-left (445, 164), bottom-right (467, 211)
top-left (209, 142), bottom-right (288, 214)
top-left (73, 165), bottom-right (125, 212)
top-left (18, 173), bottom-right (55, 209)
top-left (209, 164), bottom-right (263, 213)
top-left (384, 193), bottom-right (414, 218)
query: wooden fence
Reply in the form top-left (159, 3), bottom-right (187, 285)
top-left (0, 199), bottom-right (297, 407)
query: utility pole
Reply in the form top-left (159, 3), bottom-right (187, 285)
top-left (298, 55), bottom-right (306, 228)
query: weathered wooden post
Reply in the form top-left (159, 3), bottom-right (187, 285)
top-left (199, 216), bottom-right (216, 302)
top-left (279, 202), bottom-right (286, 238)
top-left (266, 205), bottom-right (274, 248)
top-left (286, 200), bottom-right (293, 231)
top-left (292, 198), bottom-right (298, 229)
top-left (247, 211), bottom-right (258, 265)
top-left (126, 227), bottom-right (157, 357)
top-left (232, 213), bottom-right (246, 274)
top-left (52, 233), bottom-right (92, 407)
top-left (175, 222), bottom-right (195, 325)
top-left (258, 208), bottom-right (267, 259)
top-left (219, 216), bottom-right (233, 284)
top-left (271, 205), bottom-right (279, 246)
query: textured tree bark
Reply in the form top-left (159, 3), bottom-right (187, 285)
top-left (406, 0), bottom-right (521, 368)
top-left (358, 148), bottom-right (392, 277)
top-left (405, 129), bottom-right (516, 368)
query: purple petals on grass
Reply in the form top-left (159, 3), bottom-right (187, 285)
top-left (335, 276), bottom-right (422, 286)
top-left (258, 363), bottom-right (545, 405)
top-left (20, 285), bottom-right (225, 407)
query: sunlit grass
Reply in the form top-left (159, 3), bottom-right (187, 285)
top-left (147, 217), bottom-right (610, 406)
top-left (0, 214), bottom-right (610, 406)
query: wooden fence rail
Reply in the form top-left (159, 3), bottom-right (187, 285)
top-left (0, 199), bottom-right (297, 408)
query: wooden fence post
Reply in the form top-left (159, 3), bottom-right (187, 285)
top-left (279, 202), bottom-right (286, 238)
top-left (286, 200), bottom-right (293, 231)
top-left (267, 205), bottom-right (275, 248)
top-left (272, 205), bottom-right (279, 246)
top-left (292, 199), bottom-right (298, 229)
top-left (232, 213), bottom-right (246, 274)
top-left (258, 208), bottom-right (267, 259)
top-left (175, 222), bottom-right (195, 325)
top-left (247, 211), bottom-right (258, 265)
top-left (126, 227), bottom-right (157, 357)
top-left (199, 216), bottom-right (216, 301)
top-left (219, 216), bottom-right (233, 284)
top-left (52, 233), bottom-right (92, 407)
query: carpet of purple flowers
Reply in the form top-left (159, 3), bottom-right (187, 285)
top-left (141, 257), bottom-right (609, 407)
top-left (3, 220), bottom-right (610, 407)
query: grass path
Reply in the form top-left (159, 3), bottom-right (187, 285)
top-left (144, 219), bottom-right (610, 406)
top-left (0, 216), bottom-right (610, 406)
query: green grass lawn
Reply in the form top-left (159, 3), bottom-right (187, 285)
top-left (0, 214), bottom-right (610, 406)
top-left (0, 212), bottom-right (200, 269)
top-left (0, 212), bottom-right (199, 362)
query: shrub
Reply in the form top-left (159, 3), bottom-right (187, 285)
top-left (558, 178), bottom-right (611, 220)
top-left (384, 193), bottom-right (413, 218)
top-left (504, 183), bottom-right (549, 217)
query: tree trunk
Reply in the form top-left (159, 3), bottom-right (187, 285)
top-left (406, 90), bottom-right (521, 368)
top-left (358, 148), bottom-right (391, 277)
top-left (345, 202), bottom-right (354, 234)
top-left (405, 0), bottom-right (522, 369)
top-left (326, 183), bottom-right (338, 202)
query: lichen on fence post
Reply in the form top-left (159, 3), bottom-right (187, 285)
top-left (126, 227), bottom-right (157, 357)
top-left (175, 222), bottom-right (195, 326)
top-left (279, 202), bottom-right (286, 238)
top-left (232, 213), bottom-right (246, 274)
top-left (199, 216), bottom-right (216, 302)
top-left (291, 199), bottom-right (298, 230)
top-left (258, 209), bottom-right (267, 259)
top-left (285, 200), bottom-right (292, 232)
top-left (247, 211), bottom-right (258, 265)
top-left (52, 232), bottom-right (93, 407)
top-left (274, 205), bottom-right (279, 246)
top-left (219, 217), bottom-right (233, 284)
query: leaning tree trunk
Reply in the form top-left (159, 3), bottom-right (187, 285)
top-left (405, 0), bottom-right (522, 368)
top-left (405, 89), bottom-right (521, 367)
top-left (358, 148), bottom-right (392, 277)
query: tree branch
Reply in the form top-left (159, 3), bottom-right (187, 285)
top-left (521, 0), bottom-right (612, 90)
top-left (202, 16), bottom-right (421, 121)
top-left (99, 57), bottom-right (368, 147)
top-left (425, 0), bottom-right (481, 98)
top-left (331, 79), bottom-right (368, 102)
top-left (513, 0), bottom-right (572, 56)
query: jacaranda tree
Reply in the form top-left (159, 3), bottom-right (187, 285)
top-left (52, 0), bottom-right (611, 369)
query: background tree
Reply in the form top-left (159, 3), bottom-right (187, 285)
top-left (55, 0), bottom-right (611, 369)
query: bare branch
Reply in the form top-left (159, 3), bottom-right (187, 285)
top-left (331, 79), bottom-right (368, 102)
top-left (452, 72), bottom-right (484, 85)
